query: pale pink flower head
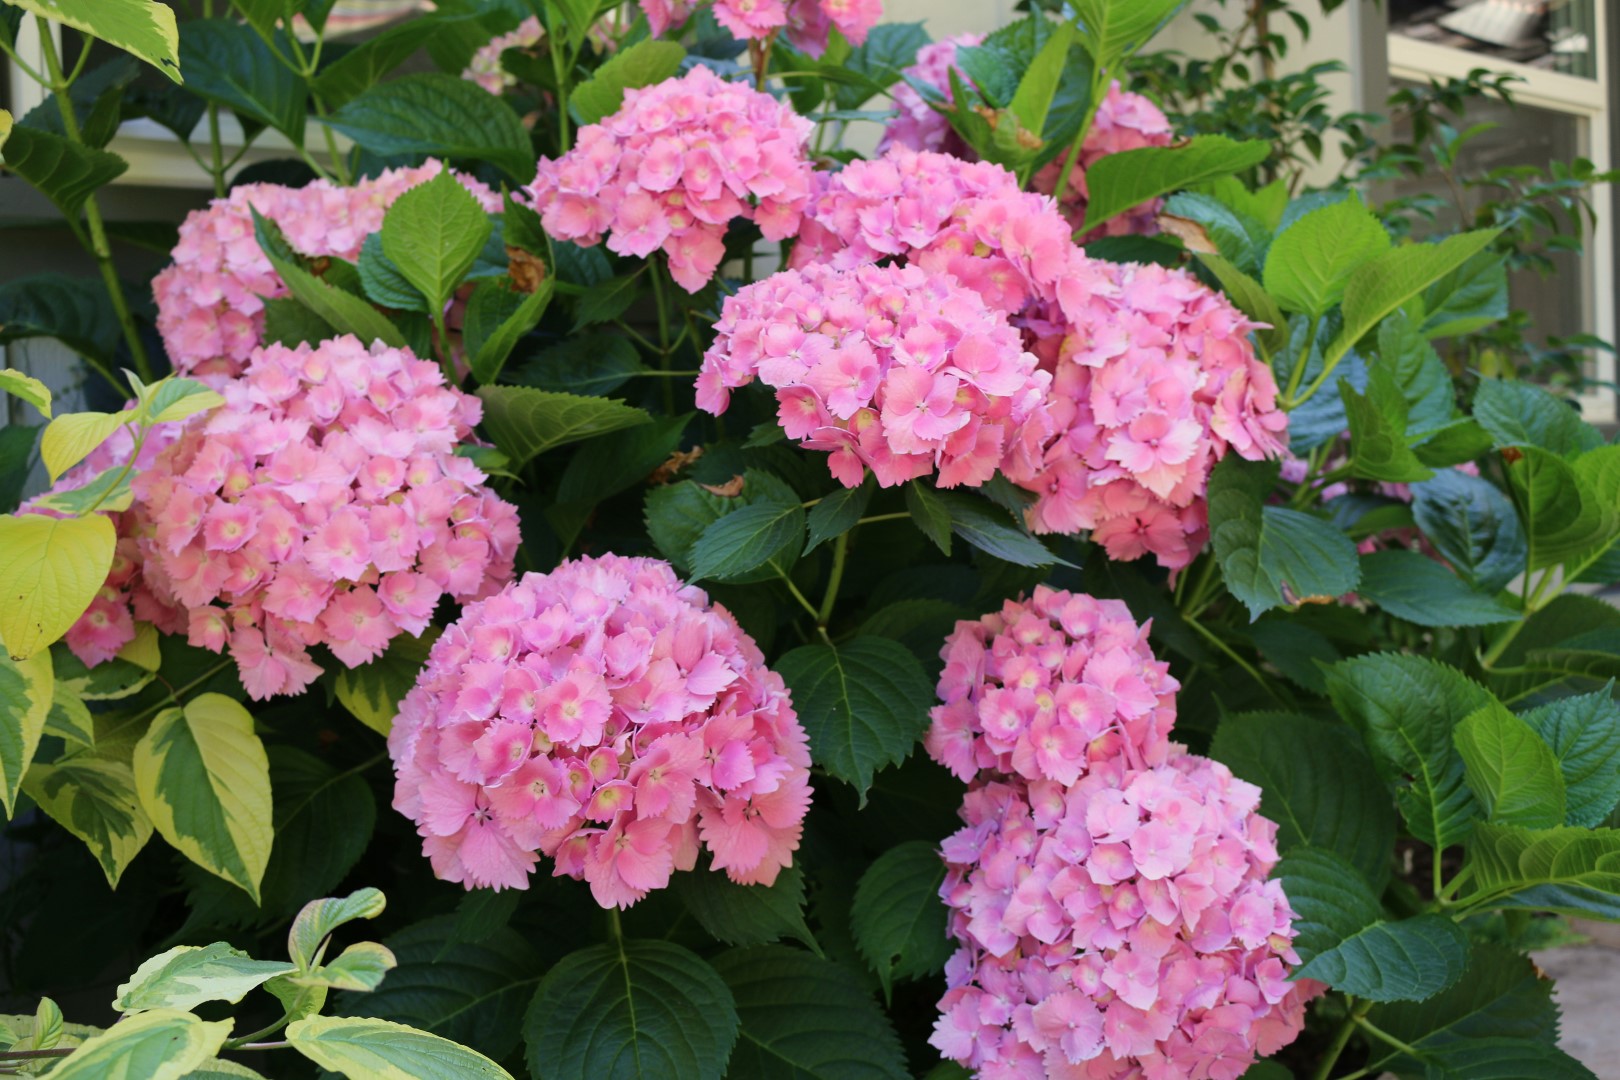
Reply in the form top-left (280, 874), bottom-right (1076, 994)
top-left (153, 160), bottom-right (500, 381)
top-left (931, 754), bottom-right (1320, 1079)
top-left (128, 335), bottom-right (519, 699)
top-left (461, 16), bottom-right (546, 94)
top-left (1030, 82), bottom-right (1176, 240)
top-left (388, 553), bottom-right (813, 903)
top-left (878, 33), bottom-right (984, 158)
top-left (522, 65), bottom-right (814, 293)
top-left (639, 0), bottom-right (880, 54)
top-left (927, 585), bottom-right (1179, 785)
top-left (697, 261), bottom-right (1050, 490)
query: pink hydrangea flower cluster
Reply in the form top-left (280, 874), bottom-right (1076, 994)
top-left (639, 0), bottom-right (882, 57)
top-left (23, 412), bottom-right (185, 667)
top-left (523, 66), bottom-right (814, 292)
top-left (926, 587), bottom-right (1316, 1078)
top-left (462, 16), bottom-right (545, 94)
top-left (387, 553), bottom-right (813, 904)
top-left (696, 261), bottom-right (1050, 489)
top-left (154, 161), bottom-right (500, 381)
top-left (129, 336), bottom-right (520, 700)
top-left (933, 756), bottom-right (1317, 1080)
top-left (926, 587), bottom-right (1178, 785)
top-left (1001, 257), bottom-right (1289, 570)
top-left (878, 33), bottom-right (984, 159)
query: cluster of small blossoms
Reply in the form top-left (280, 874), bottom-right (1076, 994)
top-left (926, 588), bottom-right (1315, 1078)
top-left (153, 161), bottom-right (500, 381)
top-left (22, 412), bottom-right (185, 667)
top-left (387, 553), bottom-right (813, 904)
top-left (1002, 258), bottom-right (1290, 570)
top-left (462, 16), bottom-right (545, 94)
top-left (523, 65), bottom-right (815, 292)
top-left (933, 756), bottom-right (1318, 1080)
top-left (877, 33), bottom-right (1174, 239)
top-left (696, 261), bottom-right (1050, 489)
top-left (639, 0), bottom-right (882, 57)
top-left (129, 336), bottom-right (520, 700)
top-left (926, 587), bottom-right (1179, 785)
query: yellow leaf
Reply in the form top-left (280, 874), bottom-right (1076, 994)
top-left (0, 513), bottom-right (116, 661)
top-left (116, 622), bottom-right (162, 671)
top-left (0, 649), bottom-right (53, 817)
top-left (133, 693), bottom-right (272, 903)
top-left (40, 411), bottom-right (131, 482)
top-left (0, 369), bottom-right (52, 418)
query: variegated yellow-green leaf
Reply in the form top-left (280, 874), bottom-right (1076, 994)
top-left (40, 410), bottom-right (131, 482)
top-left (6, 0), bottom-right (182, 83)
top-left (46, 1009), bottom-right (231, 1080)
top-left (54, 644), bottom-right (155, 701)
top-left (0, 512), bottom-right (116, 661)
top-left (286, 1015), bottom-right (514, 1080)
top-left (0, 649), bottom-right (53, 817)
top-left (114, 943), bottom-right (294, 1014)
top-left (117, 622), bottom-right (162, 671)
top-left (31, 997), bottom-right (63, 1050)
top-left (22, 754), bottom-right (153, 887)
top-left (140, 377), bottom-right (223, 425)
top-left (133, 693), bottom-right (273, 903)
top-left (333, 629), bottom-right (437, 736)
top-left (288, 941), bottom-right (396, 992)
top-left (287, 887), bottom-right (386, 971)
top-left (0, 368), bottom-right (52, 418)
top-left (45, 678), bottom-right (95, 745)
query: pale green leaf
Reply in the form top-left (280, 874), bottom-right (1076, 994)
top-left (141, 377), bottom-right (223, 425)
top-left (1070, 0), bottom-right (1189, 64)
top-left (570, 40), bottom-right (686, 126)
top-left (1458, 822), bottom-right (1620, 920)
top-left (40, 410), bottom-right (130, 482)
top-left (1082, 136), bottom-right (1269, 234)
top-left (45, 1009), bottom-right (232, 1080)
top-left (288, 1014), bottom-right (514, 1080)
top-left (22, 753), bottom-right (152, 886)
top-left (7, 0), bottom-right (180, 81)
top-left (1263, 194), bottom-right (1389, 317)
top-left (381, 168), bottom-right (493, 316)
top-left (290, 941), bottom-right (397, 992)
top-left (287, 887), bottom-right (388, 972)
top-left (114, 943), bottom-right (295, 1014)
top-left (0, 368), bottom-right (51, 418)
top-left (0, 511), bottom-right (116, 660)
top-left (0, 649), bottom-right (51, 817)
top-left (1455, 702), bottom-right (1567, 828)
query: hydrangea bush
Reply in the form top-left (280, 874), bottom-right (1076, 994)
top-left (2, 1), bottom-right (1619, 1079)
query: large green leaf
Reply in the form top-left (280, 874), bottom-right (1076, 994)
top-left (904, 482), bottom-right (952, 556)
top-left (515, 333), bottom-right (642, 396)
top-left (1324, 229), bottom-right (1503, 369)
top-left (1473, 379), bottom-right (1603, 457)
top-left (1263, 194), bottom-right (1389, 317)
top-left (1208, 458), bottom-right (1361, 619)
top-left (45, 1010), bottom-right (230, 1080)
top-left (476, 385), bottom-right (651, 467)
top-left (339, 916), bottom-right (543, 1062)
top-left (1324, 654), bottom-right (1492, 850)
top-left (287, 1015), bottom-right (514, 1080)
top-left (0, 122), bottom-right (127, 221)
top-left (1412, 469), bottom-right (1527, 594)
top-left (689, 502), bottom-right (806, 582)
top-left (849, 842), bottom-right (950, 999)
top-left (571, 40), bottom-right (686, 126)
top-left (1417, 1038), bottom-right (1598, 1079)
top-left (1503, 447), bottom-right (1609, 572)
top-left (251, 209), bottom-right (405, 349)
top-left (1357, 550), bottom-right (1517, 627)
top-left (708, 946), bottom-right (909, 1080)
top-left (1069, 0), bottom-right (1189, 64)
top-left (313, 16), bottom-right (450, 109)
top-left (776, 638), bottom-right (932, 799)
top-left (179, 20), bottom-right (307, 141)
top-left (936, 492), bottom-right (1061, 568)
top-left (0, 511), bottom-right (116, 662)
top-left (1421, 251), bottom-right (1510, 339)
top-left (1082, 136), bottom-right (1269, 234)
top-left (114, 943), bottom-right (294, 1013)
top-left (0, 274), bottom-right (121, 363)
top-left (1522, 691), bottom-right (1620, 828)
top-left (805, 477), bottom-right (874, 554)
top-left (554, 413), bottom-right (691, 508)
top-left (0, 650), bottom-right (51, 817)
top-left (674, 865), bottom-right (817, 952)
top-left (7, 0), bottom-right (179, 82)
top-left (1455, 702), bottom-right (1567, 829)
top-left (465, 277), bottom-right (555, 385)
top-left (1210, 712), bottom-right (1395, 887)
top-left (21, 753), bottom-right (152, 886)
top-left (132, 694), bottom-right (273, 903)
top-left (334, 631), bottom-right (438, 737)
top-left (523, 940), bottom-right (738, 1080)
top-left (381, 168), bottom-right (492, 318)
top-left (1458, 822), bottom-right (1620, 920)
top-left (1280, 848), bottom-right (1468, 1002)
top-left (322, 73), bottom-right (536, 181)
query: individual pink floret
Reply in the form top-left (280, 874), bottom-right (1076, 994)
top-left (522, 65), bottom-right (815, 292)
top-left (926, 586), bottom-right (1179, 785)
top-left (638, 0), bottom-right (881, 56)
top-left (128, 335), bottom-right (520, 700)
top-left (931, 755), bottom-right (1320, 1080)
top-left (696, 261), bottom-right (1051, 490)
top-left (387, 553), bottom-right (813, 903)
top-left (153, 160), bottom-right (501, 381)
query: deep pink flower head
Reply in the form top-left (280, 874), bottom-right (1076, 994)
top-left (927, 586), bottom-right (1178, 785)
top-left (932, 755), bottom-right (1320, 1079)
top-left (153, 161), bottom-right (500, 381)
top-left (697, 261), bottom-right (1050, 490)
top-left (1000, 257), bottom-right (1289, 570)
top-left (387, 553), bottom-right (812, 903)
top-left (637, 0), bottom-right (881, 56)
top-left (128, 335), bottom-right (519, 700)
top-left (522, 66), bottom-right (814, 292)
top-left (22, 409), bottom-right (186, 667)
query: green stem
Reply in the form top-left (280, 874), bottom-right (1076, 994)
top-left (37, 18), bottom-right (154, 382)
top-left (431, 308), bottom-right (455, 384)
top-left (1281, 314), bottom-right (1321, 406)
top-left (224, 1012), bottom-right (294, 1049)
top-left (818, 532), bottom-right (849, 627)
top-left (777, 571), bottom-right (821, 624)
top-left (551, 39), bottom-right (572, 153)
top-left (855, 512), bottom-right (908, 526)
top-left (1050, 63), bottom-right (1111, 202)
top-left (607, 906), bottom-right (623, 943)
top-left (231, 1040), bottom-right (290, 1052)
top-left (649, 258), bottom-right (675, 412)
top-left (1311, 998), bottom-right (1373, 1080)
top-left (0, 1049), bottom-right (74, 1060)
top-left (81, 420), bottom-right (149, 516)
top-left (1185, 616), bottom-right (1283, 704)
top-left (1355, 1016), bottom-right (1424, 1060)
